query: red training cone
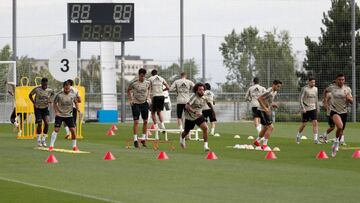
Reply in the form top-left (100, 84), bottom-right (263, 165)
top-left (150, 124), bottom-right (156, 129)
top-left (111, 125), bottom-right (118, 131)
top-left (206, 152), bottom-right (218, 160)
top-left (157, 151), bottom-right (169, 160)
top-left (265, 151), bottom-right (277, 160)
top-left (46, 154), bottom-right (58, 163)
top-left (352, 149), bottom-right (360, 159)
top-left (316, 150), bottom-right (329, 159)
top-left (107, 129), bottom-right (115, 136)
top-left (103, 151), bottom-right (116, 160)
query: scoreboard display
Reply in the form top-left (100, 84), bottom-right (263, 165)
top-left (67, 3), bottom-right (134, 41)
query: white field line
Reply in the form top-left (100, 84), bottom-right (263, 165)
top-left (0, 176), bottom-right (121, 203)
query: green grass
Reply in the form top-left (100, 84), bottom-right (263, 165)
top-left (0, 122), bottom-right (360, 203)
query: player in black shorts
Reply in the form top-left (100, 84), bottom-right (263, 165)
top-left (148, 69), bottom-right (169, 130)
top-left (49, 81), bottom-right (79, 151)
top-left (202, 83), bottom-right (217, 135)
top-left (128, 68), bottom-right (151, 148)
top-left (29, 78), bottom-right (54, 147)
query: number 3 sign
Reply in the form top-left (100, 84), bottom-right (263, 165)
top-left (49, 49), bottom-right (78, 82)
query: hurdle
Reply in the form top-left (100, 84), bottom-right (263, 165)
top-left (146, 129), bottom-right (203, 141)
top-left (125, 138), bottom-right (175, 151)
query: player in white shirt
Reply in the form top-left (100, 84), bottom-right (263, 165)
top-left (64, 79), bottom-right (81, 139)
top-left (325, 74), bottom-right (353, 157)
top-left (202, 83), bottom-right (217, 135)
top-left (295, 77), bottom-right (320, 144)
top-left (180, 83), bottom-right (214, 151)
top-left (169, 72), bottom-right (195, 130)
top-left (253, 80), bottom-right (282, 150)
top-left (245, 77), bottom-right (267, 136)
top-left (148, 69), bottom-right (170, 130)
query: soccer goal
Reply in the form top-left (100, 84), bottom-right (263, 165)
top-left (0, 61), bottom-right (16, 123)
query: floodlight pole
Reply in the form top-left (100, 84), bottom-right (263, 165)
top-left (180, 0), bottom-right (184, 73)
top-left (202, 34), bottom-right (206, 82)
top-left (12, 0), bottom-right (17, 61)
top-left (351, 0), bottom-right (356, 122)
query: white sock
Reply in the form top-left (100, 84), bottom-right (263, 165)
top-left (296, 132), bottom-right (301, 138)
top-left (41, 135), bottom-right (46, 142)
top-left (37, 134), bottom-right (41, 142)
top-left (314, 134), bottom-right (318, 140)
top-left (141, 134), bottom-right (146, 140)
top-left (180, 136), bottom-right (185, 144)
top-left (133, 134), bottom-right (138, 141)
top-left (65, 126), bottom-right (70, 135)
top-left (72, 139), bottom-right (77, 147)
top-left (161, 122), bottom-right (166, 129)
top-left (155, 123), bottom-right (159, 129)
top-left (263, 139), bottom-right (268, 146)
top-left (210, 128), bottom-right (215, 135)
top-left (256, 136), bottom-right (262, 141)
top-left (340, 135), bottom-right (344, 143)
top-left (50, 132), bottom-right (58, 147)
top-left (323, 132), bottom-right (328, 137)
top-left (204, 142), bottom-right (209, 149)
top-left (256, 125), bottom-right (262, 134)
top-left (179, 124), bottom-right (183, 130)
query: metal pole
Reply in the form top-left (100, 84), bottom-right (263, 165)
top-left (62, 33), bottom-right (66, 49)
top-left (202, 34), bottom-right (206, 83)
top-left (180, 0), bottom-right (184, 73)
top-left (267, 59), bottom-right (270, 87)
top-left (351, 0), bottom-right (357, 122)
top-left (12, 0), bottom-right (16, 61)
top-left (121, 41), bottom-right (126, 123)
top-left (77, 41), bottom-right (81, 78)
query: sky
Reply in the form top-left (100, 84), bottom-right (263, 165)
top-left (0, 0), bottom-right (355, 85)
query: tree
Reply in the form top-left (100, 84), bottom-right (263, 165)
top-left (81, 56), bottom-right (101, 93)
top-left (0, 45), bottom-right (12, 93)
top-left (301, 0), bottom-right (360, 97)
top-left (16, 56), bottom-right (35, 85)
top-left (256, 29), bottom-right (298, 93)
top-left (220, 27), bottom-right (297, 92)
top-left (157, 58), bottom-right (199, 84)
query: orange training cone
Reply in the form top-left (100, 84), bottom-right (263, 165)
top-left (111, 125), bottom-right (118, 131)
top-left (316, 150), bottom-right (329, 159)
top-left (150, 124), bottom-right (156, 129)
top-left (103, 151), bottom-right (116, 160)
top-left (46, 154), bottom-right (58, 163)
top-left (157, 151), bottom-right (169, 160)
top-left (206, 152), bottom-right (218, 160)
top-left (352, 149), bottom-right (360, 159)
top-left (107, 129), bottom-right (115, 136)
top-left (265, 151), bottom-right (277, 160)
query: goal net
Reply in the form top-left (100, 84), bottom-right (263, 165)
top-left (0, 61), bottom-right (16, 123)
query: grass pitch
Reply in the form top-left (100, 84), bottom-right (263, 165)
top-left (0, 122), bottom-right (360, 203)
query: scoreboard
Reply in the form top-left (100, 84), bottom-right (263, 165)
top-left (67, 3), bottom-right (134, 41)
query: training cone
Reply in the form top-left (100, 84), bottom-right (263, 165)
top-left (157, 151), bottom-right (169, 160)
top-left (206, 152), bottom-right (218, 160)
top-left (352, 149), bottom-right (360, 159)
top-left (107, 129), bottom-right (115, 136)
top-left (265, 151), bottom-right (277, 160)
top-left (46, 154), bottom-right (58, 163)
top-left (111, 125), bottom-right (118, 131)
top-left (150, 124), bottom-right (156, 129)
top-left (103, 151), bottom-right (116, 160)
top-left (316, 150), bottom-right (329, 159)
